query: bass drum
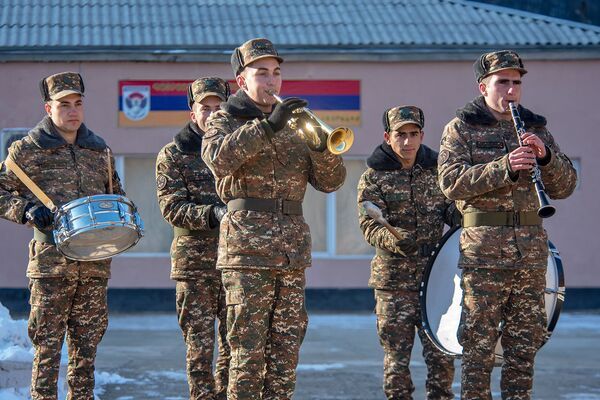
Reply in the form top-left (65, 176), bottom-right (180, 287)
top-left (419, 227), bottom-right (564, 360)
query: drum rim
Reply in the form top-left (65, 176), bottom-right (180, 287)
top-left (58, 194), bottom-right (133, 210)
top-left (419, 226), bottom-right (461, 357)
top-left (545, 240), bottom-right (565, 339)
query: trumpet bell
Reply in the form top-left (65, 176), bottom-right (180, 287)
top-left (328, 127), bottom-right (354, 155)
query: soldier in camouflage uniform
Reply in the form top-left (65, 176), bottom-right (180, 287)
top-left (357, 106), bottom-right (457, 400)
top-left (438, 50), bottom-right (577, 399)
top-left (156, 77), bottom-right (231, 400)
top-left (0, 72), bottom-right (124, 400)
top-left (201, 38), bottom-right (346, 400)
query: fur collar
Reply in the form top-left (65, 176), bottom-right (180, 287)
top-left (174, 122), bottom-right (203, 153)
top-left (456, 95), bottom-right (546, 127)
top-left (28, 116), bottom-right (107, 151)
top-left (367, 143), bottom-right (438, 171)
top-left (221, 90), bottom-right (267, 119)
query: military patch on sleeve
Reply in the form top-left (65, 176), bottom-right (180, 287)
top-left (439, 150), bottom-right (450, 165)
top-left (156, 174), bottom-right (168, 190)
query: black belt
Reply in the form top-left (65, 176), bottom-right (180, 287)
top-left (174, 227), bottom-right (219, 238)
top-left (376, 243), bottom-right (437, 258)
top-left (227, 198), bottom-right (303, 215)
top-left (34, 228), bottom-right (55, 244)
top-left (462, 211), bottom-right (542, 228)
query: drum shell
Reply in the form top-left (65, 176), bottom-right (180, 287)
top-left (53, 194), bottom-right (144, 261)
top-left (419, 227), bottom-right (564, 361)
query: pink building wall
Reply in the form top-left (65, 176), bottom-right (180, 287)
top-left (0, 59), bottom-right (596, 288)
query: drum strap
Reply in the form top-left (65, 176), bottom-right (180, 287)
top-left (173, 227), bottom-right (219, 238)
top-left (33, 228), bottom-right (55, 244)
top-left (227, 198), bottom-right (303, 215)
top-left (462, 211), bottom-right (542, 227)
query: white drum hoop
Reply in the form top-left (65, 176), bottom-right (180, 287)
top-left (419, 226), bottom-right (565, 359)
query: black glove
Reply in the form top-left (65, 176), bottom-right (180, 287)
top-left (25, 204), bottom-right (55, 230)
top-left (209, 205), bottom-right (227, 228)
top-left (267, 97), bottom-right (308, 132)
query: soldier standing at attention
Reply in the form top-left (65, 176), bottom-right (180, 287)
top-left (357, 106), bottom-right (457, 400)
top-left (0, 72), bottom-right (124, 400)
top-left (438, 50), bottom-right (577, 399)
top-left (201, 38), bottom-right (346, 400)
top-left (156, 77), bottom-right (231, 400)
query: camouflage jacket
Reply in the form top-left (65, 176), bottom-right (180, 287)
top-left (438, 96), bottom-right (577, 269)
top-left (358, 143), bottom-right (457, 290)
top-left (0, 116), bottom-right (124, 279)
top-left (201, 90), bottom-right (346, 270)
top-left (156, 122), bottom-right (224, 280)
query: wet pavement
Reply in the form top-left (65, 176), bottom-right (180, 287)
top-left (87, 312), bottom-right (600, 400)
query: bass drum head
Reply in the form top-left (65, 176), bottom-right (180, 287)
top-left (419, 227), bottom-right (565, 359)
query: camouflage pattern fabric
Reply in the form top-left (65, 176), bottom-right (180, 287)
top-left (459, 268), bottom-right (546, 400)
top-left (176, 278), bottom-right (229, 400)
top-left (438, 96), bottom-right (577, 399)
top-left (222, 269), bottom-right (308, 400)
top-left (189, 77), bottom-right (228, 104)
top-left (156, 121), bottom-right (230, 398)
top-left (357, 145), bottom-right (456, 291)
top-left (42, 71), bottom-right (84, 101)
top-left (232, 38), bottom-right (284, 75)
top-left (0, 116), bottom-right (124, 279)
top-left (28, 276), bottom-right (108, 400)
top-left (201, 89), bottom-right (344, 399)
top-left (201, 93), bottom-right (346, 271)
top-left (156, 122), bottom-right (224, 279)
top-left (358, 143), bottom-right (456, 399)
top-left (0, 116), bottom-right (121, 399)
top-left (438, 99), bottom-right (577, 270)
top-left (385, 105), bottom-right (424, 131)
top-left (474, 50), bottom-right (527, 82)
top-left (375, 290), bottom-right (454, 400)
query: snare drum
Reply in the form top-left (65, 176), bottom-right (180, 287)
top-left (419, 227), bottom-right (564, 360)
top-left (53, 194), bottom-right (144, 261)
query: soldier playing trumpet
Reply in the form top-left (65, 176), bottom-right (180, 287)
top-left (201, 37), bottom-right (346, 400)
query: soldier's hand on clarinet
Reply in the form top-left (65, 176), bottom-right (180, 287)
top-left (25, 203), bottom-right (55, 230)
top-left (267, 97), bottom-right (307, 132)
top-left (508, 146), bottom-right (537, 172)
top-left (520, 132), bottom-right (547, 159)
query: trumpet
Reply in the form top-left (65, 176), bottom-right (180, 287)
top-left (268, 91), bottom-right (354, 155)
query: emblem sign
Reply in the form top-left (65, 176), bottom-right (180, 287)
top-left (122, 85), bottom-right (150, 121)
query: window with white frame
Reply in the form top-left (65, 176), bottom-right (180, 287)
top-left (117, 155), bottom-right (375, 257)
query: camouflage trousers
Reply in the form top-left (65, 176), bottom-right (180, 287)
top-left (222, 268), bottom-right (308, 400)
top-left (175, 277), bottom-right (229, 400)
top-left (375, 289), bottom-right (455, 400)
top-left (459, 268), bottom-right (547, 400)
top-left (28, 276), bottom-right (108, 400)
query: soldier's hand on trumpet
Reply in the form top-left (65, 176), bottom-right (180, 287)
top-left (24, 203), bottom-right (55, 230)
top-left (267, 97), bottom-right (307, 132)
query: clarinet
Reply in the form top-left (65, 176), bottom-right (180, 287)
top-left (508, 102), bottom-right (556, 218)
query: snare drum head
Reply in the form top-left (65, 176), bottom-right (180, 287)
top-left (420, 227), bottom-right (565, 360)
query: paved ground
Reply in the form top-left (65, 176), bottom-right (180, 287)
top-left (85, 311), bottom-right (600, 400)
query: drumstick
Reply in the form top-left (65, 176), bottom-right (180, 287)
top-left (106, 148), bottom-right (113, 194)
top-left (361, 201), bottom-right (405, 241)
top-left (5, 156), bottom-right (57, 212)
